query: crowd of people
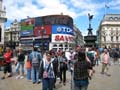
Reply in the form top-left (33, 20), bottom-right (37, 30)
top-left (0, 45), bottom-right (120, 90)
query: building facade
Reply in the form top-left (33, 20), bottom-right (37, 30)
top-left (98, 14), bottom-right (120, 48)
top-left (4, 19), bottom-right (20, 49)
top-left (73, 25), bottom-right (84, 47)
top-left (20, 15), bottom-right (75, 51)
top-left (0, 0), bottom-right (7, 46)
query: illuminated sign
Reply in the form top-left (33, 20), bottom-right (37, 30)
top-left (52, 34), bottom-right (74, 43)
top-left (52, 25), bottom-right (74, 35)
top-left (34, 25), bottom-right (51, 37)
top-left (20, 30), bottom-right (33, 36)
top-left (21, 18), bottom-right (35, 31)
top-left (55, 35), bottom-right (73, 41)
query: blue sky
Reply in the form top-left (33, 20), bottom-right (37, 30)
top-left (3, 0), bottom-right (120, 36)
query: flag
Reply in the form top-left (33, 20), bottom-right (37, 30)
top-left (105, 4), bottom-right (109, 8)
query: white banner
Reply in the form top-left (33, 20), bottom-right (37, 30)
top-left (52, 34), bottom-right (74, 43)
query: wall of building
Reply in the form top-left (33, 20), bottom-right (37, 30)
top-left (98, 14), bottom-right (120, 48)
top-left (20, 15), bottom-right (75, 51)
top-left (0, 0), bottom-right (7, 46)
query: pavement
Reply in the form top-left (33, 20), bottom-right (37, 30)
top-left (0, 59), bottom-right (120, 90)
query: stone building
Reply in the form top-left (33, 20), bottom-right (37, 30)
top-left (73, 25), bottom-right (84, 47)
top-left (4, 19), bottom-right (20, 49)
top-left (97, 14), bottom-right (120, 48)
top-left (0, 0), bottom-right (7, 46)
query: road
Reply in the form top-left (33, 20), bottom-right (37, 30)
top-left (0, 60), bottom-right (120, 90)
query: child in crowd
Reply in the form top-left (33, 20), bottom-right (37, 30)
top-left (26, 53), bottom-right (32, 81)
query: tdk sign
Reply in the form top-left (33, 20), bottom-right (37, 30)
top-left (57, 27), bottom-right (74, 35)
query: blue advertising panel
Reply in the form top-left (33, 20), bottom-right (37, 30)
top-left (52, 25), bottom-right (74, 35)
top-left (20, 30), bottom-right (33, 36)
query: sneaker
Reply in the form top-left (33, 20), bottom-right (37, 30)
top-left (8, 75), bottom-right (12, 77)
top-left (1, 77), bottom-right (5, 80)
top-left (38, 79), bottom-right (42, 82)
top-left (37, 81), bottom-right (40, 84)
top-left (57, 77), bottom-right (60, 80)
top-left (33, 82), bottom-right (36, 84)
top-left (20, 76), bottom-right (24, 79)
top-left (16, 75), bottom-right (20, 79)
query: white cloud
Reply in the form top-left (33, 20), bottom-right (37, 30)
top-left (2, 0), bottom-right (103, 21)
top-left (2, 0), bottom-right (120, 23)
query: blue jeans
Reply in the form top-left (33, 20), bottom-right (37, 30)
top-left (31, 66), bottom-right (39, 83)
top-left (74, 85), bottom-right (88, 90)
top-left (42, 78), bottom-right (55, 90)
top-left (74, 79), bottom-right (88, 90)
top-left (27, 68), bottom-right (31, 80)
top-left (16, 62), bottom-right (24, 75)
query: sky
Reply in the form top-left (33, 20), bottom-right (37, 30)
top-left (2, 0), bottom-right (120, 36)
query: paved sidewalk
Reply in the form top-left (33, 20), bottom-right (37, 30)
top-left (0, 62), bottom-right (120, 90)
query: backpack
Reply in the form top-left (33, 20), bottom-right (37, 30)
top-left (87, 52), bottom-right (95, 66)
top-left (32, 52), bottom-right (39, 67)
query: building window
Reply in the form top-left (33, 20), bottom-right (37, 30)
top-left (59, 44), bottom-right (63, 47)
top-left (114, 17), bottom-right (118, 20)
top-left (111, 27), bottom-right (113, 30)
top-left (111, 36), bottom-right (113, 41)
top-left (116, 30), bottom-right (119, 36)
top-left (53, 44), bottom-right (57, 47)
top-left (116, 36), bottom-right (118, 41)
top-left (101, 31), bottom-right (105, 36)
top-left (116, 28), bottom-right (118, 30)
top-left (104, 36), bottom-right (106, 42)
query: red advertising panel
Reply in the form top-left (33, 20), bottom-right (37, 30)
top-left (34, 25), bottom-right (51, 37)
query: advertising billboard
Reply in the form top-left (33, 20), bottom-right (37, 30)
top-left (52, 34), bottom-right (74, 43)
top-left (21, 18), bottom-right (35, 31)
top-left (34, 25), bottom-right (52, 37)
top-left (52, 25), bottom-right (74, 35)
top-left (20, 30), bottom-right (33, 36)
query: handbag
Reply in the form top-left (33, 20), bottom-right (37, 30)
top-left (43, 62), bottom-right (51, 78)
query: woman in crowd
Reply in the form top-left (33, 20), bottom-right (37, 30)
top-left (16, 48), bottom-right (25, 79)
top-left (73, 51), bottom-right (93, 90)
top-left (1, 47), bottom-right (13, 79)
top-left (40, 51), bottom-right (57, 90)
